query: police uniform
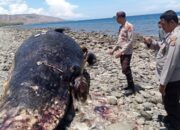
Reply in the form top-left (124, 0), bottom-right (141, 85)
top-left (150, 25), bottom-right (180, 129)
top-left (117, 21), bottom-right (135, 91)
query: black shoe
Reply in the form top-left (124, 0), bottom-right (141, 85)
top-left (158, 115), bottom-right (170, 124)
top-left (124, 86), bottom-right (136, 91)
top-left (163, 115), bottom-right (170, 124)
top-left (124, 88), bottom-right (136, 96)
top-left (165, 124), bottom-right (179, 130)
top-left (124, 86), bottom-right (131, 90)
top-left (158, 115), bottom-right (180, 130)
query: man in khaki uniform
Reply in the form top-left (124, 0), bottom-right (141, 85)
top-left (109, 11), bottom-right (135, 94)
top-left (144, 10), bottom-right (180, 130)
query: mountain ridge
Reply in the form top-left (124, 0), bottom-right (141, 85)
top-left (0, 14), bottom-right (63, 25)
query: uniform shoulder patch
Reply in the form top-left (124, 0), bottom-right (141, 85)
top-left (126, 24), bottom-right (133, 32)
top-left (128, 26), bottom-right (133, 32)
top-left (169, 36), bottom-right (177, 46)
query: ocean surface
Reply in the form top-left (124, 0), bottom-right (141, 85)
top-left (22, 12), bottom-right (180, 36)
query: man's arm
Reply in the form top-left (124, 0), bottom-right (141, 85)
top-left (150, 39), bottom-right (162, 50)
top-left (144, 37), bottom-right (161, 50)
top-left (109, 37), bottom-right (120, 55)
top-left (160, 39), bottom-right (180, 86)
top-left (120, 26), bottom-right (133, 53)
top-left (111, 45), bottom-right (120, 53)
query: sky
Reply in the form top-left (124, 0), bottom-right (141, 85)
top-left (0, 0), bottom-right (180, 20)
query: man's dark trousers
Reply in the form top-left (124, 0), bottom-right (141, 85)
top-left (120, 54), bottom-right (135, 90)
top-left (163, 81), bottom-right (180, 130)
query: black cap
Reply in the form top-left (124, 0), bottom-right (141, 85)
top-left (116, 11), bottom-right (126, 18)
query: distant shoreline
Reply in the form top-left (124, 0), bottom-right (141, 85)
top-left (17, 15), bottom-right (161, 36)
top-left (0, 22), bottom-right (23, 27)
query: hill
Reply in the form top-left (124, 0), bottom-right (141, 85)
top-left (0, 14), bottom-right (63, 26)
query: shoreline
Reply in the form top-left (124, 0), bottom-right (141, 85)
top-left (2, 24), bottom-right (159, 38)
top-left (0, 27), bottom-right (165, 129)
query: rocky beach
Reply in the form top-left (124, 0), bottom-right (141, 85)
top-left (0, 27), bottom-right (167, 130)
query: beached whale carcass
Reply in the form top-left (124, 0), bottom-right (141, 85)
top-left (0, 29), bottom-right (90, 130)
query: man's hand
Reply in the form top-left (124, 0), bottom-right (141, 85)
top-left (115, 51), bottom-right (124, 58)
top-left (159, 84), bottom-right (166, 96)
top-left (108, 50), bottom-right (114, 55)
top-left (108, 46), bottom-right (120, 55)
top-left (143, 37), bottom-right (153, 47)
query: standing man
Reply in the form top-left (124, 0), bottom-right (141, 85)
top-left (144, 10), bottom-right (180, 130)
top-left (109, 11), bottom-right (135, 93)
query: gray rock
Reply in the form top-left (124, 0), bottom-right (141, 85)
top-left (137, 105), bottom-right (144, 111)
top-left (125, 97), bottom-right (133, 103)
top-left (140, 111), bottom-right (153, 121)
top-left (143, 85), bottom-right (154, 89)
top-left (105, 122), bottom-right (135, 130)
top-left (139, 52), bottom-right (149, 59)
top-left (107, 96), bottom-right (118, 105)
top-left (72, 123), bottom-right (89, 130)
top-left (148, 96), bottom-right (162, 105)
top-left (2, 65), bottom-right (10, 71)
top-left (140, 91), bottom-right (151, 99)
top-left (157, 103), bottom-right (163, 109)
top-left (135, 96), bottom-right (144, 104)
top-left (136, 117), bottom-right (145, 125)
top-left (143, 102), bottom-right (153, 111)
top-left (111, 91), bottom-right (122, 99)
top-left (117, 98), bottom-right (124, 106)
top-left (143, 125), bottom-right (157, 130)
